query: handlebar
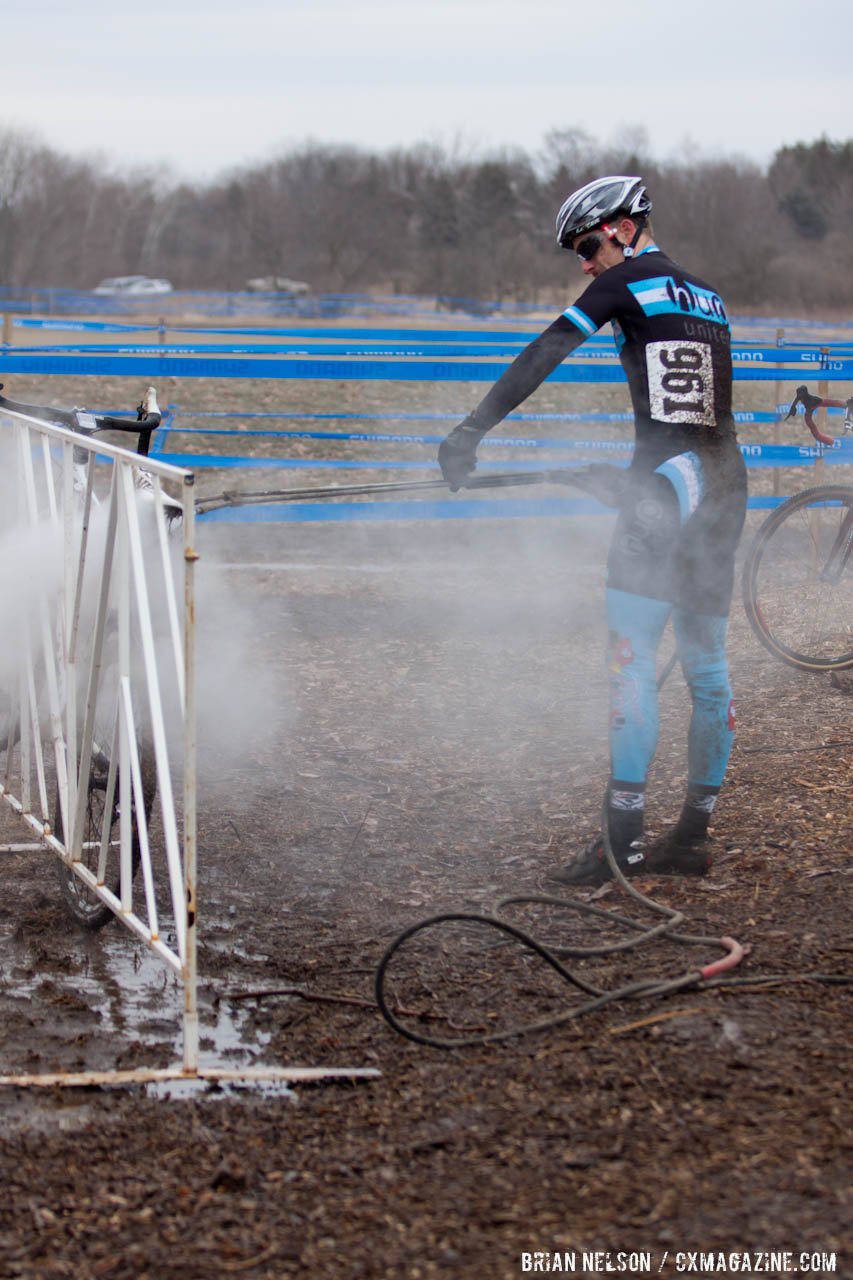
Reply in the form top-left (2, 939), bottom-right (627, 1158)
top-left (0, 384), bottom-right (161, 456)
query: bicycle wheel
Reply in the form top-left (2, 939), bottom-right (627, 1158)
top-left (55, 746), bottom-right (156, 931)
top-left (742, 486), bottom-right (853, 672)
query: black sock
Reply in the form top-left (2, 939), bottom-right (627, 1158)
top-left (607, 783), bottom-right (645, 855)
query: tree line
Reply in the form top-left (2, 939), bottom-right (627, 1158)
top-left (1, 124), bottom-right (851, 312)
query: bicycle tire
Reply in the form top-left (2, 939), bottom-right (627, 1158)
top-left (55, 747), bottom-right (156, 931)
top-left (742, 485), bottom-right (853, 672)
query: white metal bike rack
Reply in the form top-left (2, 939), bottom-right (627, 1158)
top-left (0, 405), bottom-right (378, 1091)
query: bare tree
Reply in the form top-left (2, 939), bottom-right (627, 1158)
top-left (1, 122), bottom-right (851, 311)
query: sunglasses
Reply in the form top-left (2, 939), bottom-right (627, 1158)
top-left (574, 223), bottom-right (621, 262)
top-left (575, 232), bottom-right (605, 262)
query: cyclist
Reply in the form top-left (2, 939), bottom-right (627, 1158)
top-left (438, 175), bottom-right (748, 884)
top-left (785, 384), bottom-right (853, 445)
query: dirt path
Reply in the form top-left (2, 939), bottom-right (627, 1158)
top-left (0, 515), bottom-right (850, 1278)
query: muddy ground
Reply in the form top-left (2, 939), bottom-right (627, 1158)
top-left (0, 503), bottom-right (850, 1280)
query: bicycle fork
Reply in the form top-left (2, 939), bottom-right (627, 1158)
top-left (817, 506), bottom-right (853, 585)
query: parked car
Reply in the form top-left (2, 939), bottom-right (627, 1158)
top-left (93, 276), bottom-right (173, 296)
top-left (246, 276), bottom-right (310, 295)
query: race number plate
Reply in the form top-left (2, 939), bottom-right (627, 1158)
top-left (646, 340), bottom-right (714, 426)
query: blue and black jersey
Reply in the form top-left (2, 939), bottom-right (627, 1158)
top-left (463, 245), bottom-right (738, 473)
top-left (562, 246), bottom-right (736, 466)
top-left (459, 243), bottom-right (747, 613)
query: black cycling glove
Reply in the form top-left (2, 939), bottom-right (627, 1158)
top-left (438, 422), bottom-right (484, 491)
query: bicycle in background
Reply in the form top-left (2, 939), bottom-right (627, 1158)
top-left (742, 386), bottom-right (853, 672)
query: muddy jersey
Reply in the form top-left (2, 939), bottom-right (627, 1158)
top-left (462, 245), bottom-right (738, 473)
top-left (563, 246), bottom-right (735, 466)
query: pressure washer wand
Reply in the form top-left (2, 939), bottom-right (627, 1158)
top-left (196, 467), bottom-right (587, 513)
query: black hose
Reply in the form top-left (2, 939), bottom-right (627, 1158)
top-left (373, 908), bottom-right (703, 1049)
top-left (373, 791), bottom-right (851, 1049)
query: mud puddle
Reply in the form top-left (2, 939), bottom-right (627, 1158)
top-left (1, 902), bottom-right (274, 1073)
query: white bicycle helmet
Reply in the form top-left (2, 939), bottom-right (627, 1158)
top-left (556, 176), bottom-right (652, 249)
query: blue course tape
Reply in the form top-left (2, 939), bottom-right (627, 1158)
top-left (11, 341), bottom-right (567, 358)
top-left (0, 353), bottom-right (629, 381)
top-left (158, 424), bottom-right (639, 446)
top-left (735, 363), bottom-right (853, 379)
top-left (13, 340), bottom-right (852, 365)
top-left (153, 443), bottom-right (853, 471)
top-left (198, 496), bottom-right (610, 523)
top-left (155, 410), bottom-right (803, 447)
top-left (171, 409), bottom-right (639, 422)
top-left (13, 317), bottom-right (160, 334)
top-left (158, 429), bottom-right (628, 447)
top-left (196, 492), bottom-right (800, 524)
top-left (3, 351), bottom-right (852, 381)
top-left (730, 348), bottom-right (853, 363)
top-left (154, 456), bottom-right (604, 470)
top-left (168, 408), bottom-right (780, 423)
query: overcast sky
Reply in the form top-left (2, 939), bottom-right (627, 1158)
top-left (3, 0), bottom-right (849, 184)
